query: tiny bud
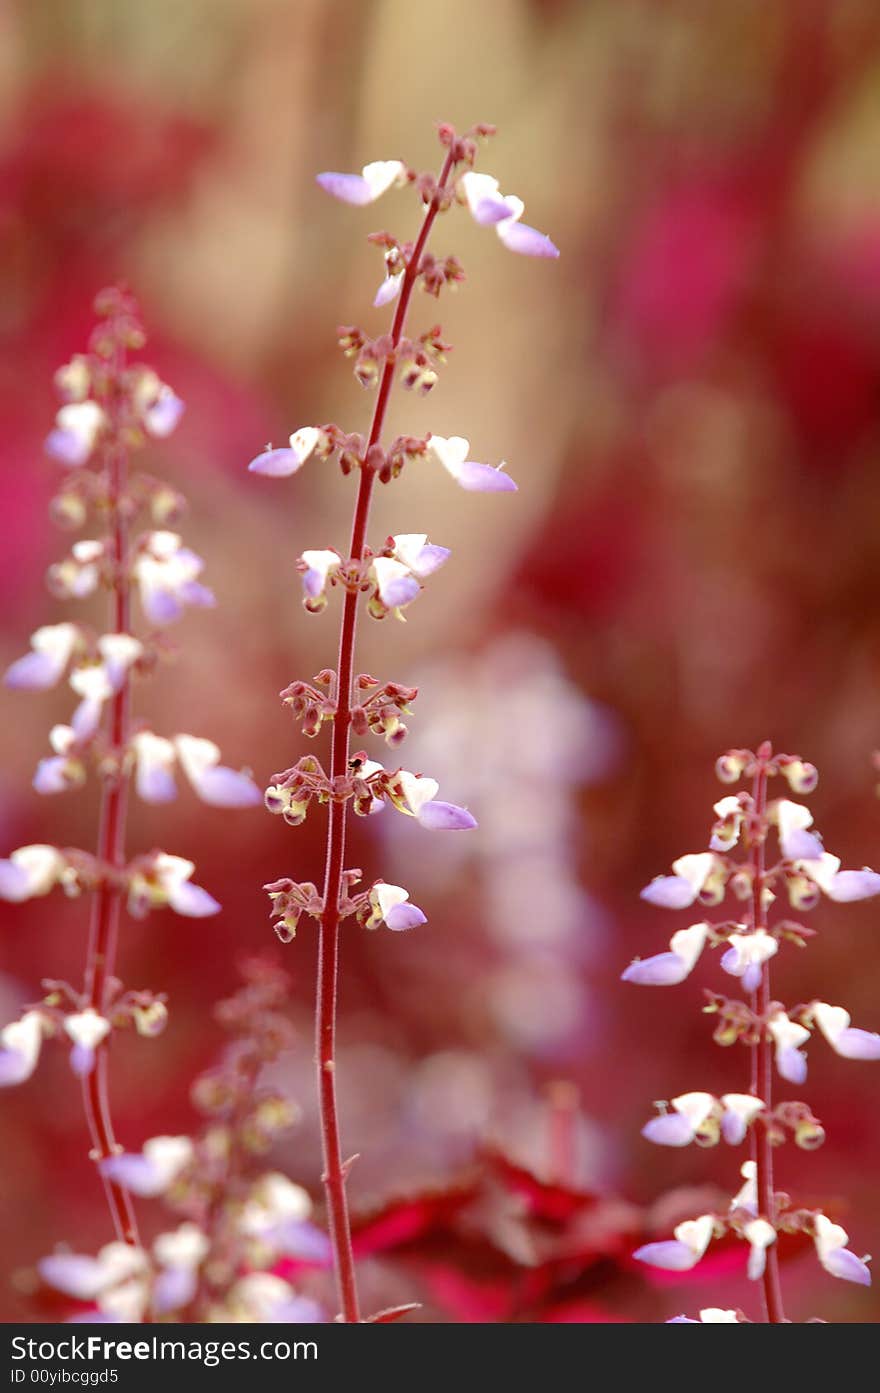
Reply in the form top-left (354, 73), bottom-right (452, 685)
top-left (132, 1001), bottom-right (168, 1037)
top-left (781, 760), bottom-right (819, 794)
top-left (794, 1121), bottom-right (825, 1150)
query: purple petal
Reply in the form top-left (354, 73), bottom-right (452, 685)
top-left (383, 576), bottom-right (421, 609)
top-left (827, 870), bottom-right (880, 902)
top-left (777, 1045), bottom-right (808, 1085)
top-left (832, 1028), bottom-right (880, 1061)
top-left (633, 1240), bottom-right (699, 1272)
top-left (72, 697), bottom-right (103, 740)
top-left (497, 220), bottom-right (560, 258)
top-left (0, 860), bottom-right (33, 902)
top-left (274, 1219), bottom-right (334, 1265)
top-left (413, 544), bottom-right (451, 575)
top-left (472, 193), bottom-right (520, 225)
top-left (667, 1316), bottom-right (699, 1323)
top-left (315, 172), bottom-right (373, 205)
top-left (193, 766), bottom-right (263, 809)
top-left (822, 1248), bottom-right (872, 1285)
top-left (303, 569), bottom-right (325, 599)
top-left (143, 588), bottom-right (183, 626)
top-left (33, 757), bottom-right (71, 795)
top-left (0, 1047), bottom-right (35, 1086)
top-left (100, 1154), bottom-right (162, 1195)
top-left (781, 828), bottom-right (824, 861)
top-left (248, 448), bottom-right (306, 478)
top-left (640, 876), bottom-right (696, 909)
top-left (621, 951), bottom-right (688, 986)
top-left (454, 460), bottom-right (518, 493)
top-left (417, 800), bottom-right (477, 831)
top-left (145, 392), bottom-right (185, 437)
top-left (39, 1255), bottom-right (106, 1300)
top-left (168, 882), bottom-right (222, 917)
top-left (4, 650), bottom-right (60, 690)
top-left (69, 1044), bottom-right (96, 1078)
top-left (642, 1114), bottom-right (695, 1147)
top-left (138, 765), bottom-right (178, 804)
top-left (384, 902), bottom-right (427, 931)
top-left (153, 1265), bottom-right (198, 1314)
top-left (178, 580), bottom-right (216, 609)
top-left (373, 274), bottom-right (403, 309)
top-left (742, 963), bottom-right (762, 993)
top-left (722, 1112), bottom-right (748, 1146)
top-left (44, 428), bottom-right (90, 466)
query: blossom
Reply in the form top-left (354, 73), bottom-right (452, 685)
top-left (100, 1135), bottom-right (194, 1197)
top-left (365, 881), bottom-right (427, 932)
top-left (45, 401), bottom-right (106, 466)
top-left (425, 434), bottom-right (517, 493)
top-left (298, 548), bottom-right (342, 611)
top-left (39, 1243), bottom-right (149, 1313)
top-left (4, 623), bottom-right (80, 691)
top-left (773, 799), bottom-right (824, 861)
top-left (633, 1214), bottom-right (715, 1272)
top-left (621, 922), bottom-right (709, 986)
top-left (248, 427), bottom-right (321, 478)
top-left (744, 1217), bottom-right (777, 1281)
top-left (316, 159), bottom-right (406, 206)
top-left (811, 1002), bottom-right (880, 1061)
top-left (812, 1214), bottom-right (871, 1286)
top-left (49, 541), bottom-right (104, 600)
top-left (731, 1160), bottom-right (758, 1215)
top-left (127, 853), bottom-right (220, 919)
top-left (0, 1012), bottom-right (45, 1087)
top-left (459, 171), bottom-right (559, 258)
top-left (641, 852), bottom-right (726, 908)
top-left (720, 929), bottom-right (778, 993)
top-left (132, 532), bottom-right (215, 626)
top-left (374, 270), bottom-right (404, 308)
top-left (642, 1092), bottom-right (716, 1147)
top-left (63, 1009), bottom-right (111, 1077)
top-left (369, 534), bottom-right (450, 617)
top-left (709, 794), bottom-right (744, 851)
top-left (152, 1223), bottom-right (209, 1314)
top-left (68, 634), bottom-right (144, 739)
top-left (385, 769), bottom-right (477, 830)
top-left (0, 845), bottom-right (68, 902)
top-left (227, 1273), bottom-right (325, 1323)
top-left (792, 851), bottom-right (880, 904)
top-left (240, 1174), bottom-right (332, 1265)
top-left (133, 732), bottom-right (261, 808)
top-left (720, 1093), bottom-right (764, 1145)
top-left (767, 1012), bottom-right (810, 1084)
top-left (133, 371), bottom-right (185, 438)
top-left (33, 724), bottom-right (86, 797)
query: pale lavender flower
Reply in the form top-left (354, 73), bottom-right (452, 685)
top-left (127, 853), bottom-right (221, 919)
top-left (132, 532), bottom-right (215, 626)
top-left (720, 1093), bottom-right (764, 1145)
top-left (640, 851), bottom-right (725, 909)
top-left (364, 881), bottom-right (427, 932)
top-left (394, 770), bottom-right (477, 830)
top-left (316, 159), bottom-right (406, 206)
top-left (248, 427), bottom-right (321, 478)
top-left (100, 1135), bottom-right (194, 1197)
top-left (621, 921), bottom-right (709, 985)
top-left (743, 1218), bottom-right (777, 1281)
top-left (0, 1012), bottom-right (44, 1087)
top-left (811, 1003), bottom-right (880, 1061)
top-left (0, 845), bottom-right (67, 902)
top-left (459, 172), bottom-right (559, 258)
top-left (642, 1092), bottom-right (715, 1147)
top-left (812, 1215), bottom-right (871, 1286)
top-left (720, 929), bottom-right (778, 993)
top-left (63, 1009), bottom-right (111, 1078)
top-left (767, 1012), bottom-right (810, 1084)
top-left (45, 401), bottom-right (106, 466)
top-left (39, 1243), bottom-right (148, 1306)
top-left (773, 799), bottom-right (824, 861)
top-left (425, 434), bottom-right (517, 493)
top-left (667, 1309), bottom-right (742, 1323)
top-left (634, 1214), bottom-right (715, 1272)
top-left (4, 623), bottom-right (80, 691)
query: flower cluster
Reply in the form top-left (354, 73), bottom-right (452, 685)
top-left (37, 963), bottom-right (327, 1322)
top-left (624, 743), bottom-right (878, 1320)
top-left (246, 123), bottom-right (557, 1322)
top-left (0, 289), bottom-right (259, 1253)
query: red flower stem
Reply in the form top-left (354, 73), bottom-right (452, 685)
top-left (81, 355), bottom-right (140, 1248)
top-left (749, 743), bottom-right (785, 1323)
top-left (316, 147), bottom-right (457, 1323)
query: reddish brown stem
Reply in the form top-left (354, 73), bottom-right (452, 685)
top-left (316, 148), bottom-right (456, 1323)
top-left (749, 745), bottom-right (785, 1323)
top-left (81, 372), bottom-right (140, 1248)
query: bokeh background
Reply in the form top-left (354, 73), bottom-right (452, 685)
top-left (2, 0), bottom-right (880, 1322)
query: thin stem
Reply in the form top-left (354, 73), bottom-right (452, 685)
top-left (81, 361), bottom-right (140, 1248)
top-left (315, 148), bottom-right (456, 1323)
top-left (748, 745), bottom-right (785, 1323)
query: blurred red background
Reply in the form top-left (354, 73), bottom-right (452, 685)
top-left (2, 0), bottom-right (880, 1322)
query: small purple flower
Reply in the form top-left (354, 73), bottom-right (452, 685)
top-left (634, 1215), bottom-right (715, 1272)
top-left (813, 1215), bottom-right (872, 1286)
top-left (0, 1013), bottom-right (44, 1087)
top-left (767, 1012), bottom-right (810, 1084)
top-left (100, 1135), bottom-right (194, 1197)
top-left (460, 172), bottom-right (559, 259)
top-left (622, 922), bottom-right (709, 986)
top-left (4, 623), bottom-right (79, 691)
top-left (812, 1002), bottom-right (880, 1061)
top-left (365, 881), bottom-right (427, 932)
top-left (316, 160), bottom-right (406, 206)
top-left (426, 435), bottom-right (518, 493)
top-left (44, 401), bottom-right (106, 466)
top-left (249, 427), bottom-right (321, 478)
